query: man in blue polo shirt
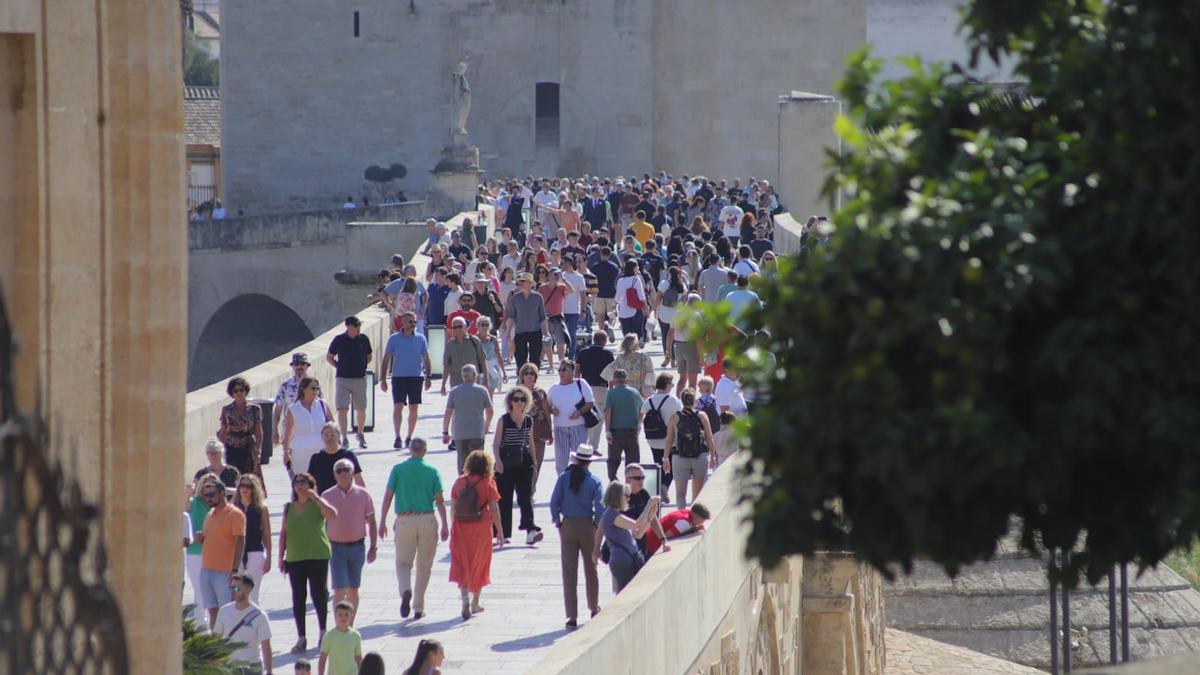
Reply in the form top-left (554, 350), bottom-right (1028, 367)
top-left (381, 312), bottom-right (432, 449)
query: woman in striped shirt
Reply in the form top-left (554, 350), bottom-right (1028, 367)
top-left (492, 386), bottom-right (545, 546)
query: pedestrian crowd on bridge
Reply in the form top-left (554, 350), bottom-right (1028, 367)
top-left (183, 171), bottom-right (803, 673)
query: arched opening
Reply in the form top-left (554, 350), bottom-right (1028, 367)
top-left (188, 294), bottom-right (314, 390)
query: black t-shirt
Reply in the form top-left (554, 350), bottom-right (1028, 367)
top-left (307, 449), bottom-right (363, 495)
top-left (593, 259), bottom-right (620, 298)
top-left (668, 226), bottom-right (691, 258)
top-left (635, 200), bottom-right (656, 220)
top-left (448, 243), bottom-right (472, 259)
top-left (623, 488), bottom-right (652, 555)
top-left (641, 252), bottom-right (666, 285)
top-left (576, 345), bottom-right (615, 387)
top-left (328, 333), bottom-right (372, 379)
top-left (749, 238), bottom-right (774, 260)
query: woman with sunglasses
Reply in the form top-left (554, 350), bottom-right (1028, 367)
top-left (233, 474), bottom-right (272, 603)
top-left (517, 363), bottom-right (554, 492)
top-left (278, 471), bottom-right (338, 653)
top-left (492, 386), bottom-right (544, 546)
top-left (283, 376), bottom-right (333, 480)
top-left (218, 376), bottom-right (265, 491)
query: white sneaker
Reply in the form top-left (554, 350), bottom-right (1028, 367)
top-left (526, 529), bottom-right (544, 545)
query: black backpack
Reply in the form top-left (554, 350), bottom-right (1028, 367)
top-left (644, 396), bottom-right (669, 440)
top-left (674, 409), bottom-right (706, 458)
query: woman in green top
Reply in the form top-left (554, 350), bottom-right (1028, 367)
top-left (278, 471), bottom-right (339, 654)
top-left (184, 475), bottom-right (218, 615)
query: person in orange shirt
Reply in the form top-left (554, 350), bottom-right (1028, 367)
top-left (629, 210), bottom-right (655, 248)
top-left (196, 478), bottom-right (246, 628)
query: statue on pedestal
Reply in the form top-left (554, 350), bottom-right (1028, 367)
top-left (451, 57), bottom-right (471, 139)
top-left (435, 55), bottom-right (480, 173)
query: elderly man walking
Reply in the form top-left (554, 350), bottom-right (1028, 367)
top-left (441, 316), bottom-right (488, 395)
top-left (327, 316), bottom-right (373, 449)
top-left (380, 438), bottom-right (449, 620)
top-left (322, 458), bottom-right (377, 622)
top-left (505, 272), bottom-right (548, 368)
top-left (443, 364), bottom-right (494, 474)
top-left (547, 358), bottom-right (596, 474)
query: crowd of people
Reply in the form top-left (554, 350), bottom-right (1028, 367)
top-left (183, 172), bottom-right (787, 673)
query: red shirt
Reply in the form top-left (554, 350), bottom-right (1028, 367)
top-left (539, 282), bottom-right (569, 316)
top-left (645, 509), bottom-right (697, 554)
top-left (447, 309), bottom-right (482, 334)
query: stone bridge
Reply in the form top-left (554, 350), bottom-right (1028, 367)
top-left (187, 202), bottom-right (437, 389)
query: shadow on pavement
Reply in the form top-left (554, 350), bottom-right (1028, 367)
top-left (490, 628), bottom-right (572, 652)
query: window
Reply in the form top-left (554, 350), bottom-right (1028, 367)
top-left (535, 82), bottom-right (560, 149)
top-left (353, 11), bottom-right (360, 38)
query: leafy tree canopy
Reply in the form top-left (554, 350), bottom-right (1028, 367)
top-left (726, 0), bottom-right (1200, 585)
top-left (183, 32), bottom-right (219, 87)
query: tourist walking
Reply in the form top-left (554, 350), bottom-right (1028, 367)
top-left (550, 445), bottom-right (605, 629)
top-left (598, 481), bottom-right (660, 592)
top-left (575, 331), bottom-right (615, 449)
top-left (403, 639), bottom-right (445, 675)
top-left (517, 363), bottom-right (554, 491)
top-left (322, 458), bottom-right (377, 621)
top-left (233, 474), bottom-right (272, 603)
top-left (614, 258), bottom-right (647, 341)
top-left (560, 256), bottom-right (587, 359)
top-left (184, 476), bottom-right (217, 617)
top-left (319, 601), bottom-right (363, 675)
top-left (492, 386), bottom-right (544, 546)
top-left (273, 352), bottom-right (319, 444)
top-left (663, 389), bottom-right (716, 506)
top-left (327, 316), bottom-right (373, 449)
top-left (603, 369), bottom-right (643, 480)
top-left (672, 293), bottom-right (704, 395)
top-left (642, 374), bottom-right (682, 498)
top-left (197, 478), bottom-right (246, 628)
top-left (279, 472), bottom-right (338, 653)
top-left (213, 574), bottom-right (272, 673)
top-left (307, 422), bottom-right (365, 495)
top-left (475, 316), bottom-right (505, 395)
top-left (380, 438), bottom-right (449, 621)
top-left (193, 438), bottom-right (239, 495)
top-left (449, 450), bottom-right (504, 621)
top-left (440, 317), bottom-right (489, 394)
top-left (381, 311), bottom-right (432, 449)
top-left (505, 272), bottom-right (548, 368)
top-left (283, 376), bottom-right (334, 479)
top-left (591, 247), bottom-right (620, 340)
top-left (442, 364), bottom-right (493, 473)
top-left (607, 334), bottom-right (655, 397)
top-left (547, 359), bottom-right (596, 474)
top-left (218, 376), bottom-right (264, 488)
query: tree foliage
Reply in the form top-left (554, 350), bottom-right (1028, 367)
top-left (183, 32), bottom-right (219, 87)
top-left (733, 0), bottom-right (1200, 585)
top-left (364, 163), bottom-right (408, 183)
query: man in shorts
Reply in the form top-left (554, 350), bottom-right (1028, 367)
top-left (322, 458), bottom-right (377, 622)
top-left (381, 312), bottom-right (432, 449)
top-left (327, 316), bottom-right (373, 449)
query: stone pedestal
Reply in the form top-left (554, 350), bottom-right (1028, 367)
top-left (427, 142), bottom-right (483, 218)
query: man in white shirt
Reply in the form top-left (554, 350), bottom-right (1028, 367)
top-left (732, 246), bottom-right (761, 278)
top-left (715, 361), bottom-right (748, 416)
top-left (642, 373), bottom-right (683, 499)
top-left (212, 574), bottom-right (272, 672)
top-left (211, 199), bottom-right (226, 220)
top-left (720, 201), bottom-right (744, 244)
top-left (560, 257), bottom-right (587, 359)
top-left (533, 183), bottom-right (559, 223)
top-left (547, 359), bottom-right (595, 474)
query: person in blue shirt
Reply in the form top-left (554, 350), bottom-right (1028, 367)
top-left (426, 267), bottom-right (451, 328)
top-left (549, 444), bottom-right (605, 629)
top-left (381, 312), bottom-right (432, 449)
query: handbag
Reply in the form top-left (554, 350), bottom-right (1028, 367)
top-left (576, 381), bottom-right (601, 429)
top-left (624, 284), bottom-right (645, 310)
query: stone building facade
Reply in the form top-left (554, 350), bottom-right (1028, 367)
top-left (221, 0), bottom-right (866, 213)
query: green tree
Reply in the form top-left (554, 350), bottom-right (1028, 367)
top-left (183, 31), bottom-right (219, 87)
top-left (729, 0), bottom-right (1200, 585)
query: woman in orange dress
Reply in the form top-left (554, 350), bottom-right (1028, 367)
top-left (449, 450), bottom-right (504, 620)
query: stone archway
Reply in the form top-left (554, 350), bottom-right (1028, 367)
top-left (188, 293), bottom-right (314, 390)
top-left (748, 592), bottom-right (783, 675)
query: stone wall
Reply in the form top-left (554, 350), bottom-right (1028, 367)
top-left (188, 202), bottom-right (426, 251)
top-left (1, 1), bottom-right (188, 671)
top-left (866, 0), bottom-right (1013, 81)
top-left (773, 212), bottom-right (808, 256)
top-left (221, 0), bottom-right (865, 213)
top-left (527, 458), bottom-right (886, 675)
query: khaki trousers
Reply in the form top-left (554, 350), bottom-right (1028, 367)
top-left (587, 386), bottom-right (608, 448)
top-left (591, 296), bottom-right (617, 335)
top-left (560, 516), bottom-right (600, 621)
top-left (394, 513), bottom-right (439, 612)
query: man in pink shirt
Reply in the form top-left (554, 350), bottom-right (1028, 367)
top-left (322, 458), bottom-right (378, 621)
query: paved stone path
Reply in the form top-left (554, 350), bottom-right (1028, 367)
top-left (189, 336), bottom-right (680, 673)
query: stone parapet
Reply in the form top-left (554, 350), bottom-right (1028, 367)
top-left (188, 201), bottom-right (426, 251)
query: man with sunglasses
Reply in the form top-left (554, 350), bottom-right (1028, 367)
top-left (273, 352), bottom-right (321, 445)
top-left (322, 458), bottom-right (377, 623)
top-left (212, 574), bottom-right (272, 673)
top-left (621, 465), bottom-right (669, 559)
top-left (196, 478), bottom-right (246, 628)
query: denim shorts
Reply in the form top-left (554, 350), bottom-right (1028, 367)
top-left (330, 540), bottom-right (366, 589)
top-left (198, 568), bottom-right (233, 609)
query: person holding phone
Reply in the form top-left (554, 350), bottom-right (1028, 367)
top-left (597, 481), bottom-right (660, 592)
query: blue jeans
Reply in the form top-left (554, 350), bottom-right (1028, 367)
top-left (564, 313), bottom-right (581, 358)
top-left (609, 554), bottom-right (642, 592)
top-left (330, 540), bottom-right (366, 589)
top-left (619, 310), bottom-right (646, 342)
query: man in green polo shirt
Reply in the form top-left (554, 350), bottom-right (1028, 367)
top-left (379, 437), bottom-right (448, 620)
top-left (604, 369), bottom-right (644, 480)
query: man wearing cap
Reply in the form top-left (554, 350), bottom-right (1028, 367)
top-left (447, 293), bottom-right (483, 335)
top-left (212, 573), bottom-right (272, 673)
top-left (603, 369), bottom-right (643, 480)
top-left (504, 272), bottom-right (548, 368)
top-left (273, 352), bottom-right (321, 444)
top-left (469, 274), bottom-right (504, 331)
top-left (327, 316), bottom-right (373, 450)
